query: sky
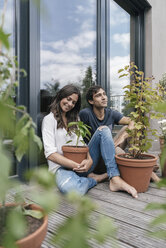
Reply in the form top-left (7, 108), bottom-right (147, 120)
top-left (40, 0), bottom-right (130, 96)
top-left (0, 0), bottom-right (130, 100)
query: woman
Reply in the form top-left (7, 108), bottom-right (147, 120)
top-left (42, 84), bottom-right (102, 195)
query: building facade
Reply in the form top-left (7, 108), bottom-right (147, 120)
top-left (1, 0), bottom-right (166, 176)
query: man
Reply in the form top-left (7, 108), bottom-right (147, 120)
top-left (79, 86), bottom-right (159, 197)
top-left (80, 85), bottom-right (133, 148)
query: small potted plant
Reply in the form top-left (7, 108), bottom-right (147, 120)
top-left (62, 121), bottom-right (91, 163)
top-left (115, 62), bottom-right (164, 192)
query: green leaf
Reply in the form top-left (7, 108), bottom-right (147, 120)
top-left (29, 127), bottom-right (42, 151)
top-left (93, 216), bottom-right (116, 244)
top-left (0, 143), bottom-right (11, 201)
top-left (154, 102), bottom-right (166, 113)
top-left (30, 168), bottom-right (56, 189)
top-left (31, 191), bottom-right (59, 213)
top-left (6, 208), bottom-right (27, 240)
top-left (145, 203), bottom-right (166, 211)
top-left (118, 68), bottom-right (124, 73)
top-left (150, 213), bottom-right (166, 226)
top-left (0, 28), bottom-right (10, 50)
top-left (119, 73), bottom-right (128, 78)
top-left (23, 209), bottom-right (43, 219)
top-left (149, 230), bottom-right (166, 239)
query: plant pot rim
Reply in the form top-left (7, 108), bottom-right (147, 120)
top-left (0, 203), bottom-right (48, 248)
top-left (62, 145), bottom-right (88, 148)
top-left (115, 153), bottom-right (157, 160)
top-left (115, 153), bottom-right (157, 168)
top-left (62, 145), bottom-right (89, 153)
top-left (17, 204), bottom-right (48, 245)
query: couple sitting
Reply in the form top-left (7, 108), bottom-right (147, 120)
top-left (42, 84), bottom-right (159, 198)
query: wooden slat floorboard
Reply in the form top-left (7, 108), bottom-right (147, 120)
top-left (6, 181), bottom-right (166, 248)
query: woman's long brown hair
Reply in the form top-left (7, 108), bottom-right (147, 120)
top-left (50, 84), bottom-right (81, 129)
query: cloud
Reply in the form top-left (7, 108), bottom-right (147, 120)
top-left (40, 26), bottom-right (96, 88)
top-left (41, 63), bottom-right (83, 88)
top-left (113, 33), bottom-right (130, 50)
top-left (42, 30), bottom-right (96, 53)
top-left (41, 49), bottom-right (94, 66)
top-left (75, 0), bottom-right (96, 16)
top-left (110, 55), bottom-right (130, 96)
top-left (40, 48), bottom-right (95, 88)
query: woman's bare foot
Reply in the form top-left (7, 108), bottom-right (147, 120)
top-left (88, 173), bottom-right (108, 183)
top-left (109, 176), bottom-right (138, 198)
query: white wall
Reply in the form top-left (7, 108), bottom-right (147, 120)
top-left (145, 0), bottom-right (166, 82)
top-left (145, 0), bottom-right (166, 153)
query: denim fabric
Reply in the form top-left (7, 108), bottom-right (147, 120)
top-left (88, 126), bottom-right (120, 179)
top-left (55, 167), bottom-right (97, 195)
top-left (55, 126), bottom-right (120, 195)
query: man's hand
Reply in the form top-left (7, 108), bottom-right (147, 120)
top-left (73, 158), bottom-right (93, 173)
top-left (114, 117), bottom-right (135, 148)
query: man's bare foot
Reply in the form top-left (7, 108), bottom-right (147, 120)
top-left (109, 176), bottom-right (138, 198)
top-left (151, 172), bottom-right (161, 183)
top-left (88, 173), bottom-right (108, 183)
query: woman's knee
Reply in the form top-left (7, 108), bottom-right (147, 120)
top-left (56, 169), bottom-right (88, 195)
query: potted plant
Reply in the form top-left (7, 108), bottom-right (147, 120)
top-left (62, 121), bottom-right (91, 163)
top-left (115, 62), bottom-right (164, 192)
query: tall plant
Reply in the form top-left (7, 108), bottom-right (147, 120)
top-left (118, 62), bottom-right (164, 158)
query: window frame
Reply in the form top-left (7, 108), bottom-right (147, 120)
top-left (15, 0), bottom-right (151, 177)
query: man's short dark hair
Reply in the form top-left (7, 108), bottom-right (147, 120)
top-left (86, 85), bottom-right (103, 106)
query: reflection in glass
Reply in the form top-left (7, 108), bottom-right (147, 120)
top-left (40, 0), bottom-right (96, 116)
top-left (109, 0), bottom-right (130, 113)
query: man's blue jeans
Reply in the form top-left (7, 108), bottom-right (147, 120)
top-left (56, 127), bottom-right (120, 195)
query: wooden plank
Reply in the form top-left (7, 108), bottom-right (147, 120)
top-left (43, 212), bottom-right (134, 248)
top-left (47, 207), bottom-right (166, 248)
top-left (6, 183), bottom-right (166, 248)
top-left (88, 188), bottom-right (165, 216)
top-left (94, 181), bottom-right (166, 198)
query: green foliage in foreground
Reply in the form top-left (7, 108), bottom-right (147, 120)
top-left (145, 102), bottom-right (166, 240)
top-left (52, 192), bottom-right (117, 248)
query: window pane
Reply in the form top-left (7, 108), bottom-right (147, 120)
top-left (109, 0), bottom-right (130, 114)
top-left (40, 0), bottom-right (96, 115)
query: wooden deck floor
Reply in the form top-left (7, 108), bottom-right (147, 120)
top-left (7, 180), bottom-right (166, 248)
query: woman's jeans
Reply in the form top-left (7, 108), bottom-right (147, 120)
top-left (56, 127), bottom-right (120, 195)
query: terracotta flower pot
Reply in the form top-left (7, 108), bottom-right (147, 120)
top-left (62, 145), bottom-right (89, 163)
top-left (0, 203), bottom-right (48, 248)
top-left (115, 154), bottom-right (157, 193)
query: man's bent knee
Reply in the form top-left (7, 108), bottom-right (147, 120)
top-left (97, 125), bottom-right (108, 131)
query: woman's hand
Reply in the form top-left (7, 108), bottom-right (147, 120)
top-left (73, 158), bottom-right (93, 173)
